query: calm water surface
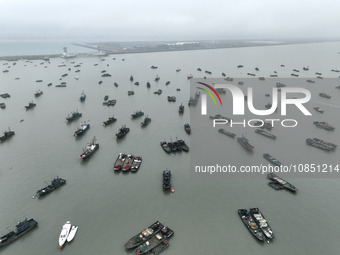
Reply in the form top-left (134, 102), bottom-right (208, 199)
top-left (0, 42), bottom-right (340, 255)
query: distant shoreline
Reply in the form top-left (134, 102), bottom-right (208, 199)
top-left (0, 39), bottom-right (338, 61)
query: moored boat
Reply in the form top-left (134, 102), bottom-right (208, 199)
top-left (66, 225), bottom-right (78, 243)
top-left (162, 170), bottom-right (171, 189)
top-left (0, 218), bottom-right (38, 248)
top-left (218, 128), bottom-right (235, 138)
top-left (122, 154), bottom-right (134, 172)
top-left (0, 127), bottom-right (15, 142)
top-left (238, 209), bottom-right (264, 242)
top-left (103, 116), bottom-right (117, 126)
top-left (116, 125), bottom-right (130, 139)
top-left (79, 137), bottom-right (99, 159)
top-left (267, 173), bottom-right (297, 192)
top-left (135, 226), bottom-right (174, 255)
top-left (124, 221), bottom-right (162, 249)
top-left (131, 156), bottom-right (142, 172)
top-left (237, 136), bottom-right (254, 151)
top-left (34, 90), bottom-right (43, 97)
top-left (160, 141), bottom-right (171, 153)
top-left (255, 129), bottom-right (276, 139)
top-left (59, 221), bottom-right (71, 250)
top-left (66, 111), bottom-right (82, 122)
top-left (263, 153), bottom-right (281, 166)
top-left (79, 91), bottom-right (86, 102)
top-left (74, 122), bottom-right (90, 136)
top-left (249, 208), bottom-right (275, 242)
top-left (184, 123), bottom-right (191, 134)
top-left (179, 103), bottom-right (184, 114)
top-left (36, 177), bottom-right (66, 198)
top-left (131, 110), bottom-right (144, 119)
top-left (176, 139), bottom-right (189, 152)
top-left (113, 153), bottom-right (127, 171)
top-left (25, 101), bottom-right (36, 110)
top-left (141, 116), bottom-right (151, 127)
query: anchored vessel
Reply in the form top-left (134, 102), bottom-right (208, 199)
top-left (122, 154), bottom-right (134, 172)
top-left (36, 177), bottom-right (66, 197)
top-left (125, 221), bottom-right (162, 249)
top-left (313, 121), bottom-right (335, 131)
top-left (184, 124), bottom-right (191, 135)
top-left (249, 208), bottom-right (275, 242)
top-left (34, 90), bottom-right (43, 97)
top-left (131, 156), bottom-right (142, 172)
top-left (160, 141), bottom-right (171, 153)
top-left (163, 170), bottom-right (171, 189)
top-left (263, 154), bottom-right (282, 166)
top-left (141, 116), bottom-right (151, 127)
top-left (306, 138), bottom-right (336, 151)
top-left (66, 111), bottom-right (82, 122)
top-left (267, 173), bottom-right (297, 192)
top-left (74, 122), bottom-right (90, 136)
top-left (0, 127), bottom-right (15, 142)
top-left (79, 137), bottom-right (99, 159)
top-left (25, 101), bottom-right (36, 110)
top-left (79, 91), bottom-right (86, 102)
top-left (66, 225), bottom-right (78, 243)
top-left (218, 128), bottom-right (235, 138)
top-left (179, 103), bottom-right (184, 114)
top-left (59, 221), bottom-right (71, 250)
top-left (238, 209), bottom-right (264, 242)
top-left (0, 218), bottom-right (38, 248)
top-left (255, 129), bottom-right (276, 139)
top-left (131, 111), bottom-right (144, 119)
top-left (237, 136), bottom-right (254, 151)
top-left (114, 153), bottom-right (127, 171)
top-left (135, 226), bottom-right (174, 255)
top-left (116, 126), bottom-right (130, 139)
top-left (103, 116), bottom-right (117, 126)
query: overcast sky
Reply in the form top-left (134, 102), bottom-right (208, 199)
top-left (0, 0), bottom-right (339, 41)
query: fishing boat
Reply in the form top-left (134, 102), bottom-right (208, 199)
top-left (0, 127), bottom-right (15, 142)
top-left (122, 154), bottom-right (134, 172)
top-left (184, 124), bottom-right (191, 134)
top-left (116, 126), bottom-right (130, 139)
top-left (176, 139), bottom-right (189, 152)
top-left (154, 75), bottom-right (160, 82)
top-left (35, 177), bottom-right (66, 198)
top-left (103, 116), bottom-right (117, 126)
top-left (263, 153), bottom-right (282, 166)
top-left (313, 107), bottom-right (324, 113)
top-left (34, 90), bottom-right (43, 97)
top-left (66, 225), bottom-right (78, 242)
top-left (132, 111), bottom-right (144, 119)
top-left (66, 111), bottom-right (82, 122)
top-left (141, 116), bottom-right (151, 127)
top-left (160, 141), bottom-right (171, 153)
top-left (25, 101), bottom-right (36, 110)
top-left (218, 128), bottom-right (235, 138)
top-left (255, 129), bottom-right (276, 139)
top-left (167, 96), bottom-right (176, 102)
top-left (79, 137), bottom-right (99, 159)
top-left (59, 221), bottom-right (71, 250)
top-left (79, 91), bottom-right (86, 102)
top-left (162, 170), bottom-right (171, 189)
top-left (238, 209), bottom-right (265, 242)
top-left (135, 226), bottom-right (174, 255)
top-left (113, 153), bottom-right (127, 171)
top-left (178, 103), bottom-right (184, 114)
top-left (131, 156), bottom-right (142, 172)
top-left (0, 218), bottom-right (38, 248)
top-left (249, 208), bottom-right (275, 242)
top-left (237, 136), bottom-right (254, 151)
top-left (124, 221), bottom-right (162, 249)
top-left (267, 173), bottom-right (297, 192)
top-left (74, 121), bottom-right (90, 136)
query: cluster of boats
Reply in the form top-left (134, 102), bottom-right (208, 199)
top-left (113, 153), bottom-right (142, 172)
top-left (238, 208), bottom-right (274, 243)
top-left (124, 221), bottom-right (174, 255)
top-left (267, 173), bottom-right (297, 192)
top-left (160, 140), bottom-right (189, 153)
top-left (306, 138), bottom-right (337, 151)
top-left (58, 221), bottom-right (78, 250)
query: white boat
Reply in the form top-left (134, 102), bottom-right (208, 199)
top-left (67, 225), bottom-right (78, 242)
top-left (59, 221), bottom-right (71, 249)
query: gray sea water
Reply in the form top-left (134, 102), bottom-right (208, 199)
top-left (0, 41), bottom-right (340, 255)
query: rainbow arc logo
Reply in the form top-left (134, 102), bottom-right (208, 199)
top-left (196, 82), bottom-right (222, 106)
